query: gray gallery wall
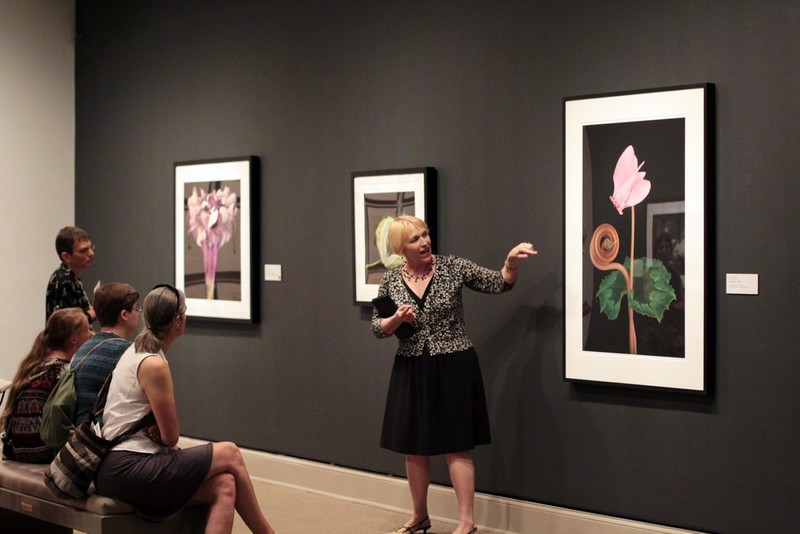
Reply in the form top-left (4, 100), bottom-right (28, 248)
top-left (74, 1), bottom-right (800, 533)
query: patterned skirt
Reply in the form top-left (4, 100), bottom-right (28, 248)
top-left (381, 347), bottom-right (491, 456)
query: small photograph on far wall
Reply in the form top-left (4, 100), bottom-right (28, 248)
top-left (352, 168), bottom-right (435, 303)
top-left (647, 201), bottom-right (686, 289)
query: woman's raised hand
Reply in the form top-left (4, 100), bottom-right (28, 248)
top-left (505, 242), bottom-right (538, 269)
top-left (502, 242), bottom-right (537, 283)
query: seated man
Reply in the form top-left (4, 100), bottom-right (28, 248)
top-left (71, 283), bottom-right (140, 426)
top-left (45, 226), bottom-right (97, 324)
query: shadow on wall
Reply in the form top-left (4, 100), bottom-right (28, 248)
top-left (475, 270), bottom-right (576, 503)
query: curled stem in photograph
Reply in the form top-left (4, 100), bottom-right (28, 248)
top-left (590, 223), bottom-right (637, 354)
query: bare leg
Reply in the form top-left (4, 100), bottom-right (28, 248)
top-left (405, 454), bottom-right (431, 525)
top-left (195, 442), bottom-right (275, 534)
top-left (446, 451), bottom-right (476, 534)
top-left (194, 473), bottom-right (236, 533)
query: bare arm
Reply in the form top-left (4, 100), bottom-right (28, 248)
top-left (502, 242), bottom-right (538, 284)
top-left (137, 356), bottom-right (180, 447)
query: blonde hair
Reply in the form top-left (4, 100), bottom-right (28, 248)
top-left (388, 215), bottom-right (428, 255)
top-left (134, 285), bottom-right (186, 354)
top-left (2, 308), bottom-right (86, 429)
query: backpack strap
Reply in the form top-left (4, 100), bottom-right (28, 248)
top-left (71, 337), bottom-right (116, 373)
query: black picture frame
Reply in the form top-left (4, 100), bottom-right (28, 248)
top-left (563, 84), bottom-right (714, 392)
top-left (175, 156), bottom-right (259, 323)
top-left (352, 167), bottom-right (437, 304)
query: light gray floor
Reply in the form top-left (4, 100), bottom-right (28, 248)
top-left (234, 480), bottom-right (462, 534)
top-left (75, 479), bottom-right (471, 534)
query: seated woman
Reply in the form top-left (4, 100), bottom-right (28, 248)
top-left (1, 308), bottom-right (92, 463)
top-left (94, 284), bottom-right (276, 534)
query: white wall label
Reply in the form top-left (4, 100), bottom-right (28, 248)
top-left (726, 273), bottom-right (758, 295)
top-left (265, 264), bottom-right (282, 282)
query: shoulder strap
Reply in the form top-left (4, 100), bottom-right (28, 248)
top-left (2, 353), bottom-right (67, 395)
top-left (23, 367), bottom-right (51, 387)
top-left (91, 370), bottom-right (156, 441)
top-left (4, 337), bottom-right (115, 396)
top-left (72, 337), bottom-right (116, 373)
top-left (89, 372), bottom-right (114, 419)
top-left (0, 366), bottom-right (52, 420)
top-left (119, 411), bottom-right (157, 440)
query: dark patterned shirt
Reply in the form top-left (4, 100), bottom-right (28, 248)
top-left (5, 359), bottom-right (68, 463)
top-left (46, 263), bottom-right (92, 322)
top-left (371, 255), bottom-right (513, 357)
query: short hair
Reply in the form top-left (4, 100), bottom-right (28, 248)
top-left (388, 215), bottom-right (428, 255)
top-left (55, 226), bottom-right (91, 257)
top-left (93, 283), bottom-right (140, 327)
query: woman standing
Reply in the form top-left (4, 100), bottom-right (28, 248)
top-left (2, 308), bottom-right (92, 463)
top-left (94, 284), bottom-right (276, 534)
top-left (372, 216), bottom-right (537, 534)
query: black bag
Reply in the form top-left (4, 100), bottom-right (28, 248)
top-left (44, 375), bottom-right (154, 499)
top-left (372, 294), bottom-right (415, 339)
top-left (1, 432), bottom-right (14, 461)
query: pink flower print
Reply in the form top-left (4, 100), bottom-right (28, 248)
top-left (609, 145), bottom-right (650, 215)
top-left (187, 186), bottom-right (238, 299)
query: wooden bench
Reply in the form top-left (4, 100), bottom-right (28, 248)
top-left (0, 459), bottom-right (208, 533)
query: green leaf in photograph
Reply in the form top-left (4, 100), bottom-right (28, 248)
top-left (629, 258), bottom-right (677, 322)
top-left (596, 257), bottom-right (677, 322)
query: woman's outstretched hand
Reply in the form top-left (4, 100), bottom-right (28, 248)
top-left (502, 242), bottom-right (538, 282)
top-left (506, 242), bottom-right (538, 267)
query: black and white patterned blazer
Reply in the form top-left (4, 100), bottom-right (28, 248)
top-left (371, 255), bottom-right (513, 357)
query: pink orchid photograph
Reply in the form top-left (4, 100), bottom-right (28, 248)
top-left (175, 157), bottom-right (257, 322)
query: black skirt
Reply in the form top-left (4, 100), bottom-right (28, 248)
top-left (95, 443), bottom-right (213, 521)
top-left (381, 347), bottom-right (491, 456)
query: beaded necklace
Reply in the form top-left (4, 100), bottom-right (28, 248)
top-left (402, 257), bottom-right (435, 283)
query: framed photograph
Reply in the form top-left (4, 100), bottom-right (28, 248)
top-left (352, 168), bottom-right (436, 303)
top-left (563, 84), bottom-right (714, 392)
top-left (175, 156), bottom-right (259, 322)
top-left (647, 201), bottom-right (686, 288)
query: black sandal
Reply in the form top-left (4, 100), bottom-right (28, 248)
top-left (389, 516), bottom-right (432, 534)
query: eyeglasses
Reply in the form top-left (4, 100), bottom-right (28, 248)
top-left (133, 304), bottom-right (143, 312)
top-left (152, 283), bottom-right (182, 317)
top-left (75, 244), bottom-right (95, 254)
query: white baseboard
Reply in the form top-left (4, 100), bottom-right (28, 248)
top-left (179, 437), bottom-right (701, 534)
